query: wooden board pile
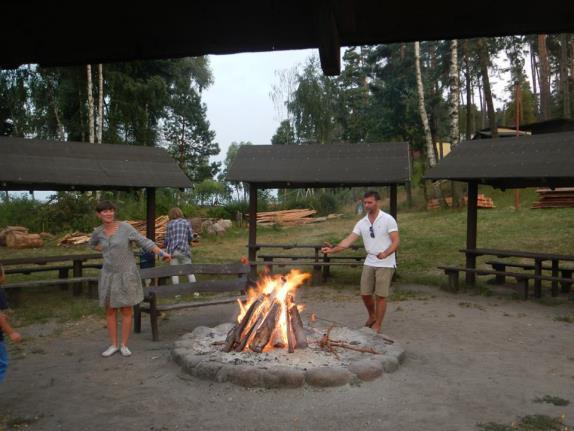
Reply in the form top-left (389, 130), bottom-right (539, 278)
top-left (126, 215), bottom-right (169, 247)
top-left (58, 232), bottom-right (91, 247)
top-left (427, 194), bottom-right (495, 210)
top-left (532, 188), bottom-right (574, 209)
top-left (256, 209), bottom-right (328, 226)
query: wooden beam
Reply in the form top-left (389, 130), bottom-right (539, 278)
top-left (145, 187), bottom-right (156, 242)
top-left (389, 184), bottom-right (398, 221)
top-left (248, 184), bottom-right (258, 274)
top-left (317, 3), bottom-right (340, 76)
top-left (466, 182), bottom-right (478, 285)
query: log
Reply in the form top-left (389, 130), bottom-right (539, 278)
top-left (286, 306), bottom-right (296, 353)
top-left (289, 305), bottom-right (308, 349)
top-left (235, 312), bottom-right (264, 352)
top-left (222, 295), bottom-right (264, 352)
top-left (249, 300), bottom-right (282, 353)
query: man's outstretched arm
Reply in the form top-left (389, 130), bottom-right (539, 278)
top-left (321, 233), bottom-right (360, 255)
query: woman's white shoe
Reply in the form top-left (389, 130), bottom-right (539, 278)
top-left (101, 345), bottom-right (119, 357)
top-left (120, 345), bottom-right (132, 357)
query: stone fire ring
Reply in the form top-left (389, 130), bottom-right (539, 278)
top-left (172, 323), bottom-right (405, 388)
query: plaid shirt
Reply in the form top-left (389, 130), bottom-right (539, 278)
top-left (164, 218), bottom-right (193, 256)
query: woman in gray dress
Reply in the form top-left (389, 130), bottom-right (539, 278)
top-left (90, 201), bottom-right (171, 357)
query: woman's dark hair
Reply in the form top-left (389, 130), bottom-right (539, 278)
top-left (363, 190), bottom-right (381, 201)
top-left (95, 200), bottom-right (117, 213)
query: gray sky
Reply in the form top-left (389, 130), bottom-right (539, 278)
top-left (204, 49), bottom-right (316, 163)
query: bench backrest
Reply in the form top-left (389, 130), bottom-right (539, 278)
top-left (140, 263), bottom-right (252, 298)
top-left (139, 263), bottom-right (250, 280)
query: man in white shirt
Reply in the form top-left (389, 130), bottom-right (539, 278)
top-left (321, 191), bottom-right (400, 333)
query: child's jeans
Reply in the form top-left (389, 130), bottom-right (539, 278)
top-left (0, 341), bottom-right (8, 382)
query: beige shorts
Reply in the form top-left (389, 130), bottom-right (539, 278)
top-left (360, 266), bottom-right (395, 297)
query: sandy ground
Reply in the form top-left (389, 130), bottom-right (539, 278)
top-left (1, 283), bottom-right (574, 431)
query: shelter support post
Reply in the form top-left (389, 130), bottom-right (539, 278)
top-left (248, 184), bottom-right (258, 275)
top-left (389, 184), bottom-right (398, 221)
top-left (465, 182), bottom-right (478, 285)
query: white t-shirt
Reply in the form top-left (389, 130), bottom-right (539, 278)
top-left (352, 210), bottom-right (398, 268)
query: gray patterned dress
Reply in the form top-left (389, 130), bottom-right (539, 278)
top-left (89, 222), bottom-right (156, 308)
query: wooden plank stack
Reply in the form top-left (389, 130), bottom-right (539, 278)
top-left (532, 188), bottom-right (574, 209)
top-left (256, 209), bottom-right (323, 226)
top-left (126, 215), bottom-right (169, 247)
top-left (427, 194), bottom-right (495, 210)
top-left (58, 232), bottom-right (91, 247)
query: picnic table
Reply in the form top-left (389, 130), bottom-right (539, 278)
top-left (249, 243), bottom-right (364, 284)
top-left (459, 248), bottom-right (574, 297)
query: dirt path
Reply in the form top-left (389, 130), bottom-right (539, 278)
top-left (2, 284), bottom-right (574, 431)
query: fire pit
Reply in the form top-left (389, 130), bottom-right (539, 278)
top-left (172, 271), bottom-right (405, 388)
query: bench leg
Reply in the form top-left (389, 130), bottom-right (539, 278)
top-left (58, 268), bottom-right (70, 290)
top-left (133, 303), bottom-right (142, 334)
top-left (516, 277), bottom-right (528, 300)
top-left (561, 270), bottom-right (572, 294)
top-left (446, 270), bottom-right (459, 292)
top-left (312, 266), bottom-right (322, 285)
top-left (149, 293), bottom-right (159, 342)
top-left (492, 264), bottom-right (506, 284)
top-left (534, 259), bottom-right (542, 298)
top-left (551, 260), bottom-right (559, 297)
top-left (72, 261), bottom-right (83, 296)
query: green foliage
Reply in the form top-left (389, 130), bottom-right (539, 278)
top-left (271, 120), bottom-right (296, 145)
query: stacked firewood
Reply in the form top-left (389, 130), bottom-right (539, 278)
top-left (532, 188), bottom-right (574, 209)
top-left (256, 209), bottom-right (332, 226)
top-left (126, 215), bottom-right (169, 247)
top-left (223, 294), bottom-right (307, 353)
top-left (0, 226), bottom-right (44, 249)
top-left (427, 194), bottom-right (495, 210)
top-left (58, 232), bottom-right (90, 247)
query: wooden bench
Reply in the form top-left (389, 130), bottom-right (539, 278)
top-left (134, 263), bottom-right (251, 341)
top-left (485, 260), bottom-right (573, 292)
top-left (1, 276), bottom-right (99, 304)
top-left (438, 266), bottom-right (573, 299)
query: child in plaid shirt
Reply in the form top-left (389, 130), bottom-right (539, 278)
top-left (165, 208), bottom-right (195, 284)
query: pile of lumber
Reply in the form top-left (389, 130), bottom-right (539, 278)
top-left (532, 188), bottom-right (574, 209)
top-left (256, 209), bottom-right (324, 226)
top-left (58, 232), bottom-right (91, 247)
top-left (126, 215), bottom-right (169, 247)
top-left (427, 194), bottom-right (495, 210)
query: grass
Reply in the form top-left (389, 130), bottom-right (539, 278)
top-left (553, 315), bottom-right (574, 323)
top-left (2, 186), bottom-right (574, 326)
top-left (533, 395), bottom-right (570, 406)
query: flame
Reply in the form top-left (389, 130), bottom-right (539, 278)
top-left (235, 269), bottom-right (310, 351)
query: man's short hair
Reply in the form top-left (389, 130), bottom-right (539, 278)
top-left (95, 200), bottom-right (117, 213)
top-left (168, 207), bottom-right (184, 220)
top-left (363, 190), bottom-right (381, 201)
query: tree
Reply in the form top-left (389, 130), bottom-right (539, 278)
top-left (477, 38), bottom-right (498, 138)
top-left (271, 120), bottom-right (296, 145)
top-left (86, 64), bottom-right (95, 143)
top-left (537, 34), bottom-right (551, 120)
top-left (288, 57), bottom-right (342, 144)
top-left (415, 41), bottom-right (443, 202)
top-left (218, 141), bottom-right (252, 201)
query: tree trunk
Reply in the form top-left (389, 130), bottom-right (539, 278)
top-left (477, 78), bottom-right (485, 129)
top-left (86, 65), bottom-right (95, 144)
top-left (97, 64), bottom-right (104, 143)
top-left (538, 34), bottom-right (551, 121)
top-left (560, 34), bottom-right (571, 119)
top-left (448, 40), bottom-right (462, 207)
top-left (477, 39), bottom-right (497, 138)
top-left (414, 41), bottom-right (443, 202)
top-left (530, 41), bottom-right (539, 118)
top-left (78, 87), bottom-right (85, 142)
top-left (464, 40), bottom-right (472, 140)
top-left (415, 42), bottom-right (437, 168)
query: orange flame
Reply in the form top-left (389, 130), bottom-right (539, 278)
top-left (235, 269), bottom-right (311, 351)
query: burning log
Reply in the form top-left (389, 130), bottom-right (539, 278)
top-left (222, 295), bottom-right (265, 352)
top-left (249, 300), bottom-right (282, 353)
top-left (288, 305), bottom-right (308, 349)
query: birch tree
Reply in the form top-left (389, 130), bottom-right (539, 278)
top-left (86, 64), bottom-right (95, 143)
top-left (415, 41), bottom-right (443, 202)
top-left (97, 64), bottom-right (104, 143)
